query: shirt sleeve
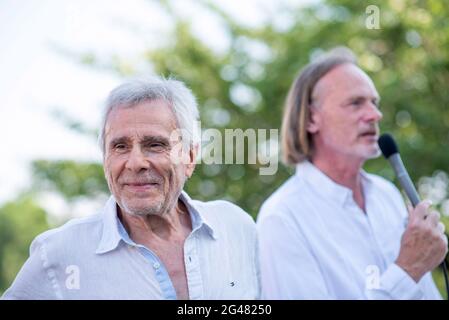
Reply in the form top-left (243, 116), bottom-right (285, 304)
top-left (1, 237), bottom-right (59, 300)
top-left (364, 263), bottom-right (423, 299)
top-left (257, 212), bottom-right (331, 299)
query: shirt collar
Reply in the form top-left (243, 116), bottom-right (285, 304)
top-left (95, 190), bottom-right (217, 254)
top-left (95, 196), bottom-right (122, 254)
top-left (179, 191), bottom-right (218, 240)
top-left (295, 160), bottom-right (373, 206)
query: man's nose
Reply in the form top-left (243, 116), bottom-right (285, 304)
top-left (365, 103), bottom-right (383, 123)
top-left (125, 146), bottom-right (150, 172)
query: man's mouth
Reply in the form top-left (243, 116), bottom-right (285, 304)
top-left (359, 131), bottom-right (378, 139)
top-left (123, 182), bottom-right (160, 191)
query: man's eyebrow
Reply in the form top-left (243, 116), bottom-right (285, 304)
top-left (344, 95), bottom-right (380, 103)
top-left (141, 135), bottom-right (170, 145)
top-left (109, 136), bottom-right (130, 147)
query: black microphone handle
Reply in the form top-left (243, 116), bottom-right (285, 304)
top-left (388, 153), bottom-right (421, 207)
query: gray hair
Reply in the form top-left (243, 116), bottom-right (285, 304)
top-left (99, 76), bottom-right (200, 156)
top-left (281, 46), bottom-right (357, 165)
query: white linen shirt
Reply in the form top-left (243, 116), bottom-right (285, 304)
top-left (257, 161), bottom-right (442, 300)
top-left (2, 191), bottom-right (260, 300)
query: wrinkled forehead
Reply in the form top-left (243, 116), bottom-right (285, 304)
top-left (104, 100), bottom-right (179, 142)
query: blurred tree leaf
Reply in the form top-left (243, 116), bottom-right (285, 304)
top-left (0, 196), bottom-right (49, 294)
top-left (31, 160), bottom-right (108, 201)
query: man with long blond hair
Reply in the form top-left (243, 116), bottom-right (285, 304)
top-left (257, 47), bottom-right (447, 299)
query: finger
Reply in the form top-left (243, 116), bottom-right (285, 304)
top-left (438, 222), bottom-right (446, 234)
top-left (426, 210), bottom-right (441, 227)
top-left (409, 200), bottom-right (432, 222)
top-left (442, 234), bottom-right (448, 247)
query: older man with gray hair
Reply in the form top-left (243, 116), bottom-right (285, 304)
top-left (3, 76), bottom-right (259, 300)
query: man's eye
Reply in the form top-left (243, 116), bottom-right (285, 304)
top-left (149, 143), bottom-right (165, 149)
top-left (114, 144), bottom-right (126, 150)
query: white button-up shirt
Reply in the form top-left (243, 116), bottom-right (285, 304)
top-left (2, 192), bottom-right (260, 300)
top-left (257, 161), bottom-right (442, 299)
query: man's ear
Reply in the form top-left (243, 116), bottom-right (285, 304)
top-left (185, 144), bottom-right (198, 178)
top-left (306, 106), bottom-right (320, 134)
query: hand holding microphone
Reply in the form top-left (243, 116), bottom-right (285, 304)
top-left (378, 134), bottom-right (448, 283)
top-left (396, 201), bottom-right (447, 282)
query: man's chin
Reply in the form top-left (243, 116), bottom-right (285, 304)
top-left (364, 147), bottom-right (382, 160)
top-left (120, 200), bottom-right (164, 217)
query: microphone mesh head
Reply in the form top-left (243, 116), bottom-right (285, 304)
top-left (378, 133), bottom-right (399, 158)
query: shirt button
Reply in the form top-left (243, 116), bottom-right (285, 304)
top-left (153, 262), bottom-right (160, 270)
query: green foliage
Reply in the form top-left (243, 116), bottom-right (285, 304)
top-left (31, 160), bottom-right (108, 201)
top-left (0, 196), bottom-right (49, 294)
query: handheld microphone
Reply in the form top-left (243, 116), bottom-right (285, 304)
top-left (378, 134), bottom-right (420, 206)
top-left (378, 133), bottom-right (449, 299)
